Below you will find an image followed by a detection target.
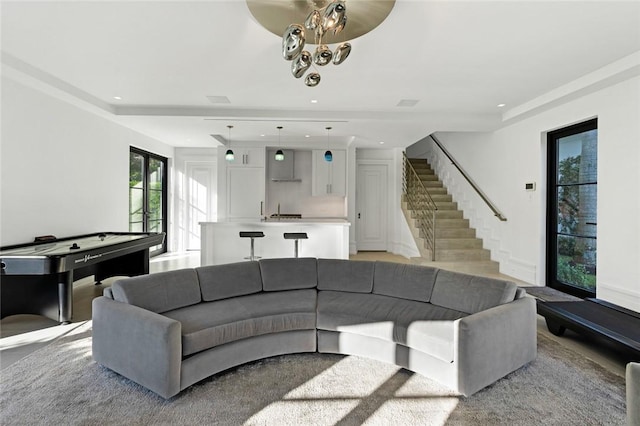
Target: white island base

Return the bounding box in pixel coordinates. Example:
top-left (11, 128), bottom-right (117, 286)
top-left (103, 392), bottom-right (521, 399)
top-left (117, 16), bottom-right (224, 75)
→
top-left (200, 220), bottom-right (350, 266)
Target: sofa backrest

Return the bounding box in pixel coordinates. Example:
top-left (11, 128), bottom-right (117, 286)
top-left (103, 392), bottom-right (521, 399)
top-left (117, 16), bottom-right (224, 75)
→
top-left (111, 269), bottom-right (201, 314)
top-left (430, 270), bottom-right (518, 314)
top-left (372, 261), bottom-right (438, 302)
top-left (317, 259), bottom-right (374, 293)
top-left (259, 258), bottom-right (317, 291)
top-left (196, 261), bottom-right (262, 302)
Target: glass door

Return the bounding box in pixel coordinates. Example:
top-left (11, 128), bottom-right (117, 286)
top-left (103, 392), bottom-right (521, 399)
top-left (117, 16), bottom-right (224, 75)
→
top-left (547, 119), bottom-right (597, 298)
top-left (129, 147), bottom-right (167, 255)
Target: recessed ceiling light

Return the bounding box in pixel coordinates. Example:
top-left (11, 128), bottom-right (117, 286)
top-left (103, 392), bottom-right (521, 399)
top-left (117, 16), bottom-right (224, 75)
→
top-left (379, 141), bottom-right (385, 145)
top-left (497, 103), bottom-right (506, 108)
top-left (311, 100), bottom-right (318, 104)
top-left (113, 96), bottom-right (122, 100)
top-left (305, 135), bottom-right (310, 138)
top-left (260, 134), bottom-right (265, 137)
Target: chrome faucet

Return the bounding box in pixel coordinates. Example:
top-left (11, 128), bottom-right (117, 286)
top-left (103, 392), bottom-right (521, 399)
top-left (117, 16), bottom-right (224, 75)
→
top-left (277, 203), bottom-right (281, 220)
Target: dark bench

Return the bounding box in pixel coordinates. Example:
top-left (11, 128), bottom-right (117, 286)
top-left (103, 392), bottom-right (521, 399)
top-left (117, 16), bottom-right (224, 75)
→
top-left (537, 298), bottom-right (640, 359)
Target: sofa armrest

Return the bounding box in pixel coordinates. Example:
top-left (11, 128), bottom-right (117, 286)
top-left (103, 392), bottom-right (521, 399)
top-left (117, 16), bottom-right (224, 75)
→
top-left (455, 296), bottom-right (537, 396)
top-left (92, 296), bottom-right (182, 399)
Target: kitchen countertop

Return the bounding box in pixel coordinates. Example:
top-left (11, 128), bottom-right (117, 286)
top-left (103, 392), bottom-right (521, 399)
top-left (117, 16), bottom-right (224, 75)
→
top-left (261, 218), bottom-right (349, 224)
top-left (201, 219), bottom-right (349, 225)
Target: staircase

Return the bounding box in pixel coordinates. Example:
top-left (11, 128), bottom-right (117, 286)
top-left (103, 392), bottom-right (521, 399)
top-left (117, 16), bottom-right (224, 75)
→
top-left (402, 158), bottom-right (499, 274)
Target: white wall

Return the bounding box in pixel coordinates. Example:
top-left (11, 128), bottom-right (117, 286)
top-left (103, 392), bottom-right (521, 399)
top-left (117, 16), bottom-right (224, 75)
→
top-left (0, 76), bottom-right (174, 246)
top-left (417, 76), bottom-right (640, 311)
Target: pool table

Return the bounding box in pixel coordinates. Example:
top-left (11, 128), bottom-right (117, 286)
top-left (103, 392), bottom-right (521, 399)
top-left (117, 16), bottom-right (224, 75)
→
top-left (0, 232), bottom-right (165, 324)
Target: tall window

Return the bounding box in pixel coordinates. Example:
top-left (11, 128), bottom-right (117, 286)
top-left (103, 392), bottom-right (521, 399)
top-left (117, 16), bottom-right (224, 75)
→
top-left (129, 147), bottom-right (167, 255)
top-left (547, 119), bottom-right (597, 298)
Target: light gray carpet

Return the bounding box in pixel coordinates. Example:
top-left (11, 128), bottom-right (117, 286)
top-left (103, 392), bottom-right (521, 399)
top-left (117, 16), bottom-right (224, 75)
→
top-left (0, 322), bottom-right (626, 425)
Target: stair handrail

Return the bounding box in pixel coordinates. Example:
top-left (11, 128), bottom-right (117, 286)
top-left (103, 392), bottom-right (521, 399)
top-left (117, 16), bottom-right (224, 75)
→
top-left (402, 152), bottom-right (438, 261)
top-left (429, 134), bottom-right (507, 221)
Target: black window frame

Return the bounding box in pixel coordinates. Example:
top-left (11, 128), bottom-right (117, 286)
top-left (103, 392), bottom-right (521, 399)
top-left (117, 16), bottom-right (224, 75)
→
top-left (546, 118), bottom-right (597, 299)
top-left (129, 146), bottom-right (168, 256)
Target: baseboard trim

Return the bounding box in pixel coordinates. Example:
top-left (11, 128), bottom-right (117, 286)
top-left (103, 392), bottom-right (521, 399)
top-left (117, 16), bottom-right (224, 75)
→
top-left (597, 283), bottom-right (640, 313)
top-left (499, 256), bottom-right (537, 285)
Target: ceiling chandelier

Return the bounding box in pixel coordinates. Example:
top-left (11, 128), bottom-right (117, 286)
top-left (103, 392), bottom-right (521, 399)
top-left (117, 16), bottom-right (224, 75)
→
top-left (283, 1), bottom-right (350, 87)
top-left (246, 0), bottom-right (396, 87)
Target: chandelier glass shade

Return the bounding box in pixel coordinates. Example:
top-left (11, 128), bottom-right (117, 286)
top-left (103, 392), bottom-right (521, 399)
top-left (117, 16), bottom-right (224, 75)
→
top-left (246, 0), bottom-right (395, 87)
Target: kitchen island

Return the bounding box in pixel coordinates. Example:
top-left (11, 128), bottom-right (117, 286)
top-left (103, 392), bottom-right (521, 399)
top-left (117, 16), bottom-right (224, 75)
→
top-left (200, 220), bottom-right (350, 266)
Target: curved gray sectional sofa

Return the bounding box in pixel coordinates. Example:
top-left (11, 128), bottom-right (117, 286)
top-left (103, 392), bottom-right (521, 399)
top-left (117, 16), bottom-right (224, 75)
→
top-left (92, 258), bottom-right (537, 399)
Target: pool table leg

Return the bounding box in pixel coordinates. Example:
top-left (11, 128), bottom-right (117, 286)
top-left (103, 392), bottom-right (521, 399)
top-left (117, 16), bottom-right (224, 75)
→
top-left (58, 272), bottom-right (73, 324)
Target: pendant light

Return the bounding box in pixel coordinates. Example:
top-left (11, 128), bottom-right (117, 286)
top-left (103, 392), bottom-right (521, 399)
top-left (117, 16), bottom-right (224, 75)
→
top-left (324, 126), bottom-right (333, 162)
top-left (225, 125), bottom-right (235, 161)
top-left (275, 126), bottom-right (285, 161)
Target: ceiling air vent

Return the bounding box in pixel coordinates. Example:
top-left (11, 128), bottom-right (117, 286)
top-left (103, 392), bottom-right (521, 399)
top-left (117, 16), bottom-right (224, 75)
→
top-left (397, 99), bottom-right (419, 107)
top-left (206, 95), bottom-right (231, 104)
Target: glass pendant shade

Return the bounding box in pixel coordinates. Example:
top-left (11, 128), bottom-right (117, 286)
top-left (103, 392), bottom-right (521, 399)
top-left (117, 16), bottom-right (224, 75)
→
top-left (275, 149), bottom-right (285, 161)
top-left (324, 126), bottom-right (333, 162)
top-left (225, 125), bottom-right (235, 162)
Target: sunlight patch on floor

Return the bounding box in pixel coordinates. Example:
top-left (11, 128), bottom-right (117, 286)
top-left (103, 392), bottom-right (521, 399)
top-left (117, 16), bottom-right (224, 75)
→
top-left (246, 355), bottom-right (460, 425)
top-left (246, 399), bottom-right (361, 425)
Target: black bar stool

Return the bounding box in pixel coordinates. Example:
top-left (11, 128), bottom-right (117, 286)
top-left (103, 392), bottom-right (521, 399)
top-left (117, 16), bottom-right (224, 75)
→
top-left (283, 233), bottom-right (308, 258)
top-left (239, 231), bottom-right (265, 261)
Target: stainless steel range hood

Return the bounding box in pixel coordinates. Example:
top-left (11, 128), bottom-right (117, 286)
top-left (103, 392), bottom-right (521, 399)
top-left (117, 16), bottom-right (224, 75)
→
top-left (268, 149), bottom-right (302, 182)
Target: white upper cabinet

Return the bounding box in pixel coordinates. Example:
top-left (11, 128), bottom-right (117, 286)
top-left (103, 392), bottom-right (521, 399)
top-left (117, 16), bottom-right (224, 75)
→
top-left (227, 147), bottom-right (265, 167)
top-left (312, 149), bottom-right (346, 197)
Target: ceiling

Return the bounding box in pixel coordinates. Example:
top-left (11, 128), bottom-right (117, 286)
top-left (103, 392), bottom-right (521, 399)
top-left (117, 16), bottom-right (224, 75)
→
top-left (2, 1), bottom-right (640, 150)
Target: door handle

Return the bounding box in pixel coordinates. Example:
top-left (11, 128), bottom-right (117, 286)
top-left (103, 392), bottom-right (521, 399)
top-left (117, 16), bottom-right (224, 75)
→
top-left (357, 213), bottom-right (361, 219)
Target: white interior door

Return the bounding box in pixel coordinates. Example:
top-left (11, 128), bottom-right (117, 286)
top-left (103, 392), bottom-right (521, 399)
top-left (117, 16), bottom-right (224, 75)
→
top-left (186, 163), bottom-right (216, 250)
top-left (356, 164), bottom-right (388, 251)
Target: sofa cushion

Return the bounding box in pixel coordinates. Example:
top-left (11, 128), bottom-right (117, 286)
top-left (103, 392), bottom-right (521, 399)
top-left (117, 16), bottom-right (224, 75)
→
top-left (111, 269), bottom-right (201, 314)
top-left (372, 262), bottom-right (438, 302)
top-left (259, 258), bottom-right (317, 291)
top-left (163, 289), bottom-right (317, 357)
top-left (430, 270), bottom-right (518, 314)
top-left (317, 259), bottom-right (374, 293)
top-left (197, 261), bottom-right (262, 302)
top-left (317, 291), bottom-right (466, 362)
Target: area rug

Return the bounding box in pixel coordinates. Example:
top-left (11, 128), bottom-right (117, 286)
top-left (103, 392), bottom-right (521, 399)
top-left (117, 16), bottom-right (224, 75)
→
top-left (0, 322), bottom-right (626, 425)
